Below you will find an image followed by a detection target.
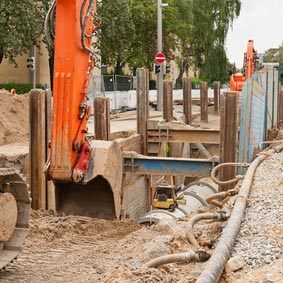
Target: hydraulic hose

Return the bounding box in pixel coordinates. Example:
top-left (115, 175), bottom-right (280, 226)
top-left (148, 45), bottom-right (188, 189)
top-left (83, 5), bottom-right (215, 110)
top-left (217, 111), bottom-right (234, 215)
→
top-left (143, 249), bottom-right (210, 268)
top-left (206, 189), bottom-right (238, 208)
top-left (195, 143), bottom-right (283, 283)
top-left (80, 0), bottom-right (96, 54)
top-left (186, 212), bottom-right (229, 249)
top-left (260, 139), bottom-right (283, 149)
top-left (210, 162), bottom-right (249, 186)
top-left (44, 0), bottom-right (56, 47)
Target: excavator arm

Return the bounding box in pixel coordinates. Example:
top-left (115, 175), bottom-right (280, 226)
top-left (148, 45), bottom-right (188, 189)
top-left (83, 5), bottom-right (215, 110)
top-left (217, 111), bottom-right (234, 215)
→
top-left (230, 40), bottom-right (258, 92)
top-left (48, 0), bottom-right (97, 182)
top-left (45, 0), bottom-right (123, 219)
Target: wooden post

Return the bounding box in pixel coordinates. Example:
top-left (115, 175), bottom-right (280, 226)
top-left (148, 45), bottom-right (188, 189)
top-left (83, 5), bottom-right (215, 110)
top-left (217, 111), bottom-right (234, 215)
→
top-left (183, 77), bottom-right (192, 124)
top-left (94, 97), bottom-right (110, 140)
top-left (45, 90), bottom-right (56, 210)
top-left (278, 80), bottom-right (283, 123)
top-left (137, 68), bottom-right (149, 154)
top-left (219, 92), bottom-right (239, 191)
top-left (214, 81), bottom-right (220, 115)
top-left (200, 81), bottom-right (208, 123)
top-left (30, 89), bottom-right (47, 210)
top-left (163, 80), bottom-right (173, 122)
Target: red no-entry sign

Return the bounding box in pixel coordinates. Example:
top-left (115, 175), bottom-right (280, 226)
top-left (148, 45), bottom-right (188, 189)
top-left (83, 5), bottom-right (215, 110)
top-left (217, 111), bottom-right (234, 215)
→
top-left (155, 52), bottom-right (165, 63)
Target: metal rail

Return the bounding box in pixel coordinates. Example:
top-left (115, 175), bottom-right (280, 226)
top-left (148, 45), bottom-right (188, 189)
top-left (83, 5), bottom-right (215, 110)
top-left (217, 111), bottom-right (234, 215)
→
top-left (123, 153), bottom-right (218, 177)
top-left (147, 127), bottom-right (220, 144)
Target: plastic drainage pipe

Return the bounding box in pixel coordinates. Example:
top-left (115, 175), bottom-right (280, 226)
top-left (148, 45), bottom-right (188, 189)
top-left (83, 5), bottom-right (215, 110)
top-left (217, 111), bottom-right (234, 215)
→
top-left (144, 249), bottom-right (211, 268)
top-left (195, 144), bottom-right (283, 283)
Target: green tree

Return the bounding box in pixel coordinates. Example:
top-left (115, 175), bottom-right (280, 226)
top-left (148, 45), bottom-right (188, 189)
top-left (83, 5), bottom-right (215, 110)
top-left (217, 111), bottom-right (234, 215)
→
top-left (96, 0), bottom-right (135, 74)
top-left (195, 0), bottom-right (241, 83)
top-left (169, 0), bottom-right (241, 85)
top-left (263, 48), bottom-right (279, 63)
top-left (97, 0), bottom-right (241, 82)
top-left (0, 0), bottom-right (46, 65)
top-left (97, 0), bottom-right (179, 72)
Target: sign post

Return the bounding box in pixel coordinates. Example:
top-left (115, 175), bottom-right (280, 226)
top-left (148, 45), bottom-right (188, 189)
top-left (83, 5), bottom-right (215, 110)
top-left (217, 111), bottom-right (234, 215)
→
top-left (157, 0), bottom-right (168, 111)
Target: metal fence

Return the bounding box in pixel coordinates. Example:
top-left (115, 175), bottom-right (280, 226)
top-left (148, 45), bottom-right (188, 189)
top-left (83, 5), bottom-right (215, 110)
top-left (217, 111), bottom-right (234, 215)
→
top-left (238, 66), bottom-right (279, 163)
top-left (88, 74), bottom-right (134, 94)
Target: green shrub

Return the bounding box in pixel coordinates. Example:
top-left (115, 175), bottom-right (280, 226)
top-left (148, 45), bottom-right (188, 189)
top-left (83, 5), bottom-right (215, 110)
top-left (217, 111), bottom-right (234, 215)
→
top-left (191, 77), bottom-right (201, 89)
top-left (0, 83), bottom-right (44, 94)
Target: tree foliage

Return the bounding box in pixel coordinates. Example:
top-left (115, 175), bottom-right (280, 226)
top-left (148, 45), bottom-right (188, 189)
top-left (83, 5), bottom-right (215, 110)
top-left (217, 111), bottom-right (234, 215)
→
top-left (97, 0), bottom-right (135, 74)
top-left (0, 0), bottom-right (47, 65)
top-left (0, 0), bottom-right (242, 84)
top-left (97, 0), bottom-right (241, 82)
top-left (263, 48), bottom-right (279, 63)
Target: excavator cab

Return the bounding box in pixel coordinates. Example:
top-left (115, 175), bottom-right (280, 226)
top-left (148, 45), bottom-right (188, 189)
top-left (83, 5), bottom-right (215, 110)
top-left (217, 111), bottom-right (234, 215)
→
top-left (152, 184), bottom-right (178, 212)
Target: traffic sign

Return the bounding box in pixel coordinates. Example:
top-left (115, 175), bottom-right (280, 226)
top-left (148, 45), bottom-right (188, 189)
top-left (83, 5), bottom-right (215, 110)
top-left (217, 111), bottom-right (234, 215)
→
top-left (155, 52), bottom-right (165, 63)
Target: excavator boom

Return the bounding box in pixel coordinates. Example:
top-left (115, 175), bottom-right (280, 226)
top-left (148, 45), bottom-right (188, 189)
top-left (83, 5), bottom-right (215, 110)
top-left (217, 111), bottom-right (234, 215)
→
top-left (50, 0), bottom-right (96, 182)
top-left (230, 40), bottom-right (258, 92)
top-left (46, 0), bottom-right (123, 219)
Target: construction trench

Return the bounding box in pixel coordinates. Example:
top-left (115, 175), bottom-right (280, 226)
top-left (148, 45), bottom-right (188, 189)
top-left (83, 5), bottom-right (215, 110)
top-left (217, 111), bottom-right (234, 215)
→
top-left (0, 65), bottom-right (283, 282)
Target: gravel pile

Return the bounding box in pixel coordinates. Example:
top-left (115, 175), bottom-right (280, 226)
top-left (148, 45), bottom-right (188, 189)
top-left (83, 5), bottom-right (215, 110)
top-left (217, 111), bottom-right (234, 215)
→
top-left (231, 151), bottom-right (283, 267)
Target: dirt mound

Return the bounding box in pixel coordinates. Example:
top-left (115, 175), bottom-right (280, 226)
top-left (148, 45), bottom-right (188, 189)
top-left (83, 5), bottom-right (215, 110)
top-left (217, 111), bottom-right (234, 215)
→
top-left (29, 209), bottom-right (141, 244)
top-left (0, 89), bottom-right (29, 146)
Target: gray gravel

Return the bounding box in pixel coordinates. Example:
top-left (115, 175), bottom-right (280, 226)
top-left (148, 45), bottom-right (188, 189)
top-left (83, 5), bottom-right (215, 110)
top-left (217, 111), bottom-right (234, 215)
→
top-left (231, 151), bottom-right (283, 267)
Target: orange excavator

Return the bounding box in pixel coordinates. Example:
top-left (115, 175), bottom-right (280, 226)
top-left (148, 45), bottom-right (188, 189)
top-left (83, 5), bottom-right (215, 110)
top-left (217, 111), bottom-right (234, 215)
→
top-left (44, 0), bottom-right (123, 219)
top-left (230, 40), bottom-right (259, 91)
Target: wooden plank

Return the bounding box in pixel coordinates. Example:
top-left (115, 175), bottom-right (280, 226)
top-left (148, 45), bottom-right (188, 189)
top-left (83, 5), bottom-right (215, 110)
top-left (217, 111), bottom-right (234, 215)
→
top-left (213, 81), bottom-right (220, 115)
top-left (183, 77), bottom-right (192, 124)
top-left (200, 81), bottom-right (208, 123)
top-left (278, 90), bottom-right (283, 123)
top-left (136, 68), bottom-right (149, 154)
top-left (163, 80), bottom-right (173, 122)
top-left (94, 97), bottom-right (110, 140)
top-left (45, 90), bottom-right (56, 210)
top-left (29, 89), bottom-right (46, 210)
top-left (219, 92), bottom-right (239, 191)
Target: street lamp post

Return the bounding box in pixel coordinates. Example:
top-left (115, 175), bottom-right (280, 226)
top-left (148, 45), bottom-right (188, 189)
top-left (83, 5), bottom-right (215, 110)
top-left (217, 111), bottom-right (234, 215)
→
top-left (157, 0), bottom-right (168, 111)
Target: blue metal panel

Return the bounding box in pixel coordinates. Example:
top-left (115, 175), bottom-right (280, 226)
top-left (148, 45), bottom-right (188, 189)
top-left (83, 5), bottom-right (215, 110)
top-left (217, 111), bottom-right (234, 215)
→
top-left (250, 82), bottom-right (265, 161)
top-left (123, 156), bottom-right (218, 177)
top-left (254, 68), bottom-right (279, 129)
top-left (238, 78), bottom-right (252, 163)
top-left (273, 68), bottom-right (279, 125)
top-left (238, 77), bottom-right (266, 163)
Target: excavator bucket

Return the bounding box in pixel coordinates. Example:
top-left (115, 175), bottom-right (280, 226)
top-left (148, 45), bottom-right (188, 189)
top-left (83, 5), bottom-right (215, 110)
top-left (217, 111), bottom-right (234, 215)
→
top-left (54, 140), bottom-right (123, 219)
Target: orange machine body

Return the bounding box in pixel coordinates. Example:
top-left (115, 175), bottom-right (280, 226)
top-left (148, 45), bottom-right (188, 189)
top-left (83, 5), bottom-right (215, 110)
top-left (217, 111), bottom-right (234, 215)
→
top-left (230, 40), bottom-right (258, 92)
top-left (50, 0), bottom-right (96, 182)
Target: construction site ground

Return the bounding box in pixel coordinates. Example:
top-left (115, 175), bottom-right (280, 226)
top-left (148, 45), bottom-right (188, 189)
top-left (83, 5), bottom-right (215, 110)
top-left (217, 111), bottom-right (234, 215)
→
top-left (1, 90), bottom-right (283, 282)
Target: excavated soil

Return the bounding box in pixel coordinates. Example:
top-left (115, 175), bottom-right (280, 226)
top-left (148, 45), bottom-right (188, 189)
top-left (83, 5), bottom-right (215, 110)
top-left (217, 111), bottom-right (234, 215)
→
top-left (0, 209), bottom-right (219, 283)
top-left (0, 89), bottom-right (29, 146)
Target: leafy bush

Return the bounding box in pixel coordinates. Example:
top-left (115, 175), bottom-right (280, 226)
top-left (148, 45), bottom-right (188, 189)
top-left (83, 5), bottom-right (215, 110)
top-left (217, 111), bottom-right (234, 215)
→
top-left (191, 77), bottom-right (201, 89)
top-left (0, 83), bottom-right (44, 94)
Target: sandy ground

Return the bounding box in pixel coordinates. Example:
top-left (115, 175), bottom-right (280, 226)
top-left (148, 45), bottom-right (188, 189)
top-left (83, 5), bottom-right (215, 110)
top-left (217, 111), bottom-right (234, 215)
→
top-left (0, 89), bottom-right (29, 146)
